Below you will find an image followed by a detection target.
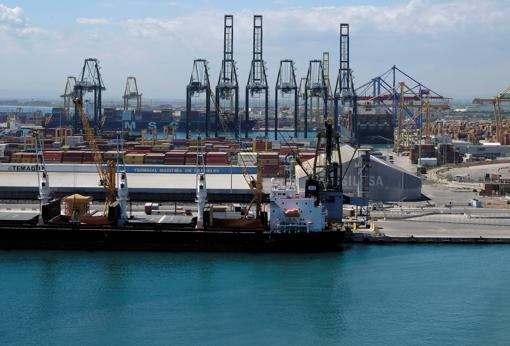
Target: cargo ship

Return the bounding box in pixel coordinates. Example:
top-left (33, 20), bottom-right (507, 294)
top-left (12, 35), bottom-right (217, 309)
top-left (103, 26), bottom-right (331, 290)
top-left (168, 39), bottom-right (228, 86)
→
top-left (339, 102), bottom-right (394, 144)
top-left (0, 151), bottom-right (345, 252)
top-left (0, 114), bottom-right (348, 252)
top-left (46, 107), bottom-right (257, 134)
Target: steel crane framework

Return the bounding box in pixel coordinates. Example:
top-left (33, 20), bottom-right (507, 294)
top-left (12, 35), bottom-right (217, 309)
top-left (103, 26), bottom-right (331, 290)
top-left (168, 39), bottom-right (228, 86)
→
top-left (274, 60), bottom-right (298, 140)
top-left (355, 65), bottom-right (449, 152)
top-left (123, 77), bottom-right (142, 114)
top-left (73, 58), bottom-right (106, 134)
top-left (216, 15), bottom-right (239, 138)
top-left (245, 15), bottom-right (269, 138)
top-left (473, 85), bottom-right (510, 144)
top-left (186, 59), bottom-right (212, 138)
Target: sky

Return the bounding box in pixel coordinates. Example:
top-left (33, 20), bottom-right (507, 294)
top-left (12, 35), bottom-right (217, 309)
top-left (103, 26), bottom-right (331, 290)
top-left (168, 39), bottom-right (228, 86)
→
top-left (0, 0), bottom-right (509, 102)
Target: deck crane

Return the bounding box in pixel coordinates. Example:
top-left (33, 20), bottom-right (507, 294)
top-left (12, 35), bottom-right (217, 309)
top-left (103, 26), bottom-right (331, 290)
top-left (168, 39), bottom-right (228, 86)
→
top-left (278, 132), bottom-right (314, 181)
top-left (195, 136), bottom-right (207, 229)
top-left (73, 97), bottom-right (117, 216)
top-left (33, 130), bottom-right (50, 225)
top-left (207, 84), bottom-right (263, 219)
top-left (115, 132), bottom-right (129, 225)
top-left (473, 85), bottom-right (510, 143)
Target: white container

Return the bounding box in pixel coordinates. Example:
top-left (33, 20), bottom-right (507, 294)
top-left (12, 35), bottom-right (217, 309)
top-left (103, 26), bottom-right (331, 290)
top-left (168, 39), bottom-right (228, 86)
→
top-left (418, 157), bottom-right (437, 167)
top-left (471, 199), bottom-right (482, 208)
top-left (66, 135), bottom-right (84, 147)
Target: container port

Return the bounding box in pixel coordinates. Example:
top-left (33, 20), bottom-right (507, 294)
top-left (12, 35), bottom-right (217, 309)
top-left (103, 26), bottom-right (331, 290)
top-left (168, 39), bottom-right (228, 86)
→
top-left (0, 13), bottom-right (510, 251)
top-left (5, 3), bottom-right (510, 346)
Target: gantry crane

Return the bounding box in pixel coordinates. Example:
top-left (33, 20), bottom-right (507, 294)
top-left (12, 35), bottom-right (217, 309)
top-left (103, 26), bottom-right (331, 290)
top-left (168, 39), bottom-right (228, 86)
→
top-left (423, 100), bottom-right (450, 139)
top-left (73, 97), bottom-right (117, 215)
top-left (123, 77), bottom-right (142, 114)
top-left (394, 82), bottom-right (449, 152)
top-left (473, 85), bottom-right (510, 143)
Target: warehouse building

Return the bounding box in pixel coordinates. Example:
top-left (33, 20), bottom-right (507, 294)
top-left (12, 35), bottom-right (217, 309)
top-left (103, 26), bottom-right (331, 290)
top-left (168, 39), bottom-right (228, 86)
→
top-left (0, 164), bottom-right (256, 202)
top-left (295, 145), bottom-right (422, 202)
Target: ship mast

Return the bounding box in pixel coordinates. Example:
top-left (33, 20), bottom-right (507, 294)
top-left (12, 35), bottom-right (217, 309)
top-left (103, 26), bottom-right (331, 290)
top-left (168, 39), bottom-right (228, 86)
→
top-left (33, 130), bottom-right (50, 225)
top-left (195, 136), bottom-right (207, 229)
top-left (116, 132), bottom-right (129, 225)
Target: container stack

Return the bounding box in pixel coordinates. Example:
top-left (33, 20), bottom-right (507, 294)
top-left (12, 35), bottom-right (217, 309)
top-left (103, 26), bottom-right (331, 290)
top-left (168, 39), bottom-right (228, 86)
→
top-left (81, 151), bottom-right (97, 164)
top-left (62, 151), bottom-right (84, 164)
top-left (43, 151), bottom-right (63, 163)
top-left (132, 145), bottom-right (152, 154)
top-left (185, 151), bottom-right (198, 165)
top-left (172, 138), bottom-right (187, 148)
top-left (103, 151), bottom-right (125, 161)
top-left (152, 143), bottom-right (172, 153)
top-left (125, 153), bottom-right (146, 165)
top-left (144, 153), bottom-right (165, 165)
top-left (164, 150), bottom-right (186, 165)
top-left (257, 152), bottom-right (280, 177)
top-left (206, 152), bottom-right (229, 165)
top-left (253, 138), bottom-right (272, 152)
top-left (410, 144), bottom-right (436, 164)
top-left (11, 152), bottom-right (36, 163)
top-left (279, 145), bottom-right (299, 156)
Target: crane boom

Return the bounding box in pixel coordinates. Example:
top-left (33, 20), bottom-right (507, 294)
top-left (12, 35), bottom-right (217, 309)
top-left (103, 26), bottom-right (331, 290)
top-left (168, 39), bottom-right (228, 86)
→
top-left (73, 98), bottom-right (116, 214)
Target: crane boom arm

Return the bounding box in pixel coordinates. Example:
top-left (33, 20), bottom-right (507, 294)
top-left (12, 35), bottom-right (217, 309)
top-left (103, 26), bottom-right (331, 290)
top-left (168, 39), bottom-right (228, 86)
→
top-left (73, 98), bottom-right (116, 212)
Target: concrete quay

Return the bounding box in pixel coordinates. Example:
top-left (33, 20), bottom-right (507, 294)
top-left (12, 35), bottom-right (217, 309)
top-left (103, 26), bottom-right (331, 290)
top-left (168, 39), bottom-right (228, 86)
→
top-left (349, 219), bottom-right (510, 244)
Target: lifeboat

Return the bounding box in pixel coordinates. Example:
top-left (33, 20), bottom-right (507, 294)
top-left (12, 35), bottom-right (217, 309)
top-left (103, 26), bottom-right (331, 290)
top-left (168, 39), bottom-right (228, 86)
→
top-left (284, 208), bottom-right (300, 217)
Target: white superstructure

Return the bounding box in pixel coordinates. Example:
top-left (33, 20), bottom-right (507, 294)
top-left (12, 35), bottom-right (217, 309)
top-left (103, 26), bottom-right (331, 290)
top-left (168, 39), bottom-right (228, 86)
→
top-left (269, 183), bottom-right (326, 233)
top-left (117, 171), bottom-right (129, 225)
top-left (34, 130), bottom-right (50, 225)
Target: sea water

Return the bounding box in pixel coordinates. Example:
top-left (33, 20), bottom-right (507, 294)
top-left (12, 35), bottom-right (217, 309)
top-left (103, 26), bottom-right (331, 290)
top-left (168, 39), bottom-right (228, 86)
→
top-left (1, 245), bottom-right (509, 345)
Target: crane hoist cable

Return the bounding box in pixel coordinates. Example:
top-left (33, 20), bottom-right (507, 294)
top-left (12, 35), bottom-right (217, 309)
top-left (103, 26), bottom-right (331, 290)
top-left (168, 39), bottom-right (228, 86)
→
top-left (207, 86), bottom-right (262, 218)
top-left (278, 131), bottom-right (314, 178)
top-left (73, 97), bottom-right (117, 215)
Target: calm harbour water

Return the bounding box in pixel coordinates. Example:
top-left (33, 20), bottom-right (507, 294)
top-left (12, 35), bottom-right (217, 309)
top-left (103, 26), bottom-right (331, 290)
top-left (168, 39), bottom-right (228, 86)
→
top-left (1, 245), bottom-right (510, 345)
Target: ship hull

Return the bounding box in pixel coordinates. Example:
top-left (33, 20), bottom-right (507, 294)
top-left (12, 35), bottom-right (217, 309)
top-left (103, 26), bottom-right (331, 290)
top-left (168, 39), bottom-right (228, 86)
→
top-left (45, 109), bottom-right (257, 134)
top-left (356, 113), bottom-right (394, 144)
top-left (0, 225), bottom-right (345, 252)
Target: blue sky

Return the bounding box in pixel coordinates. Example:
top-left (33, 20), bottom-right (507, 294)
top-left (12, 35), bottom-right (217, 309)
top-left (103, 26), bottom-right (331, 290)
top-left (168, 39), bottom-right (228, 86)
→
top-left (0, 0), bottom-right (509, 101)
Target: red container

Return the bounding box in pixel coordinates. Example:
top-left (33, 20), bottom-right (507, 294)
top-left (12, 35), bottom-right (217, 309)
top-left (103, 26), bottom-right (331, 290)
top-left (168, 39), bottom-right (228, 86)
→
top-left (82, 151), bottom-right (98, 163)
top-left (43, 151), bottom-right (63, 162)
top-left (144, 153), bottom-right (165, 164)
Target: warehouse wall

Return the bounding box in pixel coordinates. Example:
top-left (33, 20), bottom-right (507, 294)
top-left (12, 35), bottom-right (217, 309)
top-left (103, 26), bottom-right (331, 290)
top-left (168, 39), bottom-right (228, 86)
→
top-left (296, 145), bottom-right (422, 202)
top-left (341, 157), bottom-right (422, 202)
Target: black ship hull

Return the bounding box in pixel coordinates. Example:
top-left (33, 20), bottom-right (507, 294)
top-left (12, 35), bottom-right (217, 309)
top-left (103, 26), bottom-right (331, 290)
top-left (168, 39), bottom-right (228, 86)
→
top-left (356, 113), bottom-right (394, 144)
top-left (0, 225), bottom-right (345, 252)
